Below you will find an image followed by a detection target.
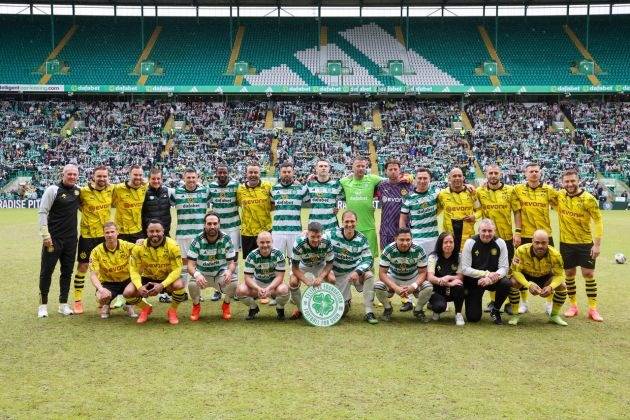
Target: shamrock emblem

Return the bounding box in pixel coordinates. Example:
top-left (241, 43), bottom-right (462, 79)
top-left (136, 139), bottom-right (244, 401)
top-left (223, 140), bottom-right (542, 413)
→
top-left (312, 292), bottom-right (334, 316)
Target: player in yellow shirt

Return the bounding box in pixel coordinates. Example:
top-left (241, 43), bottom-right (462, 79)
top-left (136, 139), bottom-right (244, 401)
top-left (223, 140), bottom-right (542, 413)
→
top-left (73, 165), bottom-right (113, 314)
top-left (88, 221), bottom-right (137, 319)
top-left (507, 230), bottom-right (568, 326)
top-left (437, 167), bottom-right (481, 252)
top-left (557, 170), bottom-right (604, 322)
top-left (112, 165), bottom-right (148, 243)
top-left (123, 219), bottom-right (186, 325)
top-left (477, 164), bottom-right (524, 314)
top-left (510, 163), bottom-right (558, 313)
top-left (236, 163), bottom-right (273, 258)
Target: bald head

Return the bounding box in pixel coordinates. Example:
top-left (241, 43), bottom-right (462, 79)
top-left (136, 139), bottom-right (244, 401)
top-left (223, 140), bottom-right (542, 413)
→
top-left (531, 230), bottom-right (550, 257)
top-left (256, 231), bottom-right (273, 256)
top-left (61, 164), bottom-right (79, 187)
top-left (448, 167), bottom-right (464, 190)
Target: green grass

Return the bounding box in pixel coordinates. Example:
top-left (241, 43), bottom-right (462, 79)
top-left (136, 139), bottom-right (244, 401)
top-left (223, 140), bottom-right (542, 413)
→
top-left (1, 209), bottom-right (629, 418)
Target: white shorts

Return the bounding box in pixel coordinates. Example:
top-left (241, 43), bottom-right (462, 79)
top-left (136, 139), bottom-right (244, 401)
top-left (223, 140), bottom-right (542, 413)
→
top-left (224, 228), bottom-right (241, 252)
top-left (413, 237), bottom-right (438, 257)
top-left (374, 276), bottom-right (432, 297)
top-left (177, 237), bottom-right (194, 258)
top-left (252, 279), bottom-right (285, 297)
top-left (272, 232), bottom-right (301, 259)
top-left (196, 272), bottom-right (237, 293)
top-left (293, 262), bottom-right (325, 278)
top-left (334, 271), bottom-right (373, 301)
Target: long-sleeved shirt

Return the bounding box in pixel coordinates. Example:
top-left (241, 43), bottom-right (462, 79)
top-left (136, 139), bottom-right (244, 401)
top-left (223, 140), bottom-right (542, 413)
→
top-left (461, 236), bottom-right (509, 279)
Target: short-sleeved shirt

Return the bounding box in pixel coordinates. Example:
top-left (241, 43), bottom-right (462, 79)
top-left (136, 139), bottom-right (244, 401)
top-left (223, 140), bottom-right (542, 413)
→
top-left (79, 184), bottom-right (114, 238)
top-left (379, 242), bottom-right (428, 281)
top-left (291, 236), bottom-right (334, 267)
top-left (207, 180), bottom-right (241, 231)
top-left (326, 228), bottom-right (373, 275)
top-left (340, 174), bottom-right (381, 232)
top-left (187, 231), bottom-right (235, 277)
top-left (270, 182), bottom-right (309, 233)
top-left (512, 243), bottom-right (564, 289)
top-left (400, 187), bottom-right (439, 241)
top-left (307, 178), bottom-right (343, 231)
top-left (243, 248), bottom-right (286, 284)
top-left (89, 240), bottom-right (134, 282)
top-left (171, 185), bottom-right (209, 240)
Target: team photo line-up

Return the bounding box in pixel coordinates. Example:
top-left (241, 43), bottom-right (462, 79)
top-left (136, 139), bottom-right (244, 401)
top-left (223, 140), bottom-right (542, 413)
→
top-left (37, 155), bottom-right (603, 326)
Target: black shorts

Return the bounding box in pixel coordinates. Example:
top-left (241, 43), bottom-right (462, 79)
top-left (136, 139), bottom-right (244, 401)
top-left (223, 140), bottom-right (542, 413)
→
top-left (241, 235), bottom-right (258, 259)
top-left (523, 274), bottom-right (551, 288)
top-left (141, 276), bottom-right (165, 286)
top-left (560, 243), bottom-right (595, 270)
top-left (119, 232), bottom-right (143, 244)
top-left (77, 236), bottom-right (105, 263)
top-left (521, 236), bottom-right (555, 247)
top-left (100, 280), bottom-right (130, 298)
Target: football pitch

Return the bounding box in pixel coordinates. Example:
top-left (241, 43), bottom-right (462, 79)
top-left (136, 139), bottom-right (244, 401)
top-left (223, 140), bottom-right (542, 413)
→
top-left (1, 209), bottom-right (628, 418)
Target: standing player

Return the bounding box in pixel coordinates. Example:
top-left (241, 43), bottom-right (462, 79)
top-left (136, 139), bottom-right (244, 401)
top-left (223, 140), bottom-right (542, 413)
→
top-left (73, 165), bottom-right (113, 314)
top-left (270, 162), bottom-right (309, 260)
top-left (112, 165), bottom-right (148, 243)
top-left (235, 232), bottom-right (289, 320)
top-left (376, 159), bottom-right (414, 311)
top-left (306, 159), bottom-right (344, 232)
top-left (170, 168), bottom-right (209, 292)
top-left (124, 219), bottom-right (186, 325)
top-left (328, 210), bottom-right (378, 324)
top-left (187, 212), bottom-right (236, 321)
top-left (375, 228), bottom-right (433, 322)
top-left (556, 170), bottom-right (604, 321)
top-left (340, 157), bottom-right (382, 257)
top-left (400, 168), bottom-right (440, 259)
top-left (236, 163), bottom-right (273, 259)
top-left (37, 164), bottom-right (81, 317)
top-left (88, 221), bottom-right (137, 319)
top-left (508, 230), bottom-right (568, 326)
top-left (476, 164), bottom-right (523, 314)
top-left (288, 222), bottom-right (334, 320)
top-left (141, 167), bottom-right (172, 237)
top-left (437, 167), bottom-right (480, 252)
top-left (511, 163), bottom-right (558, 314)
top-left (207, 164), bottom-right (241, 302)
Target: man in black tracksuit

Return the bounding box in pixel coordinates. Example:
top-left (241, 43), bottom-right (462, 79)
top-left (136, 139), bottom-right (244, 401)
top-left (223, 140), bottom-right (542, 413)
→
top-left (461, 218), bottom-right (511, 324)
top-left (141, 167), bottom-right (172, 237)
top-left (38, 164), bottom-right (81, 317)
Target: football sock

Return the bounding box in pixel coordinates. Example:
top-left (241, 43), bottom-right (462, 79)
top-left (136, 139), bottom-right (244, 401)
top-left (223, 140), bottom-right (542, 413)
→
top-left (290, 287), bottom-right (302, 310)
top-left (363, 276), bottom-right (375, 314)
top-left (375, 289), bottom-right (392, 309)
top-left (415, 285), bottom-right (432, 309)
top-left (170, 289), bottom-right (186, 309)
top-left (520, 287), bottom-right (528, 302)
top-left (275, 292), bottom-right (289, 309)
top-left (73, 271), bottom-right (86, 301)
top-left (584, 276), bottom-right (598, 309)
top-left (188, 281), bottom-right (201, 305)
top-left (565, 275), bottom-right (577, 304)
top-left (550, 289), bottom-right (567, 316)
top-left (508, 287), bottom-right (521, 315)
top-left (223, 281), bottom-right (236, 304)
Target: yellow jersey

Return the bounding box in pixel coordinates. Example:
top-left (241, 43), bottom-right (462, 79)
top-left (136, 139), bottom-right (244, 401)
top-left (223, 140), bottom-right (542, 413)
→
top-left (130, 237), bottom-right (182, 288)
top-left (112, 182), bottom-right (148, 234)
top-left (476, 184), bottom-right (520, 241)
top-left (556, 189), bottom-right (603, 245)
top-left (437, 187), bottom-right (481, 249)
top-left (511, 183), bottom-right (557, 238)
top-left (236, 181), bottom-right (273, 236)
top-left (88, 240), bottom-right (134, 283)
top-left (512, 243), bottom-right (564, 289)
top-left (79, 183), bottom-right (114, 238)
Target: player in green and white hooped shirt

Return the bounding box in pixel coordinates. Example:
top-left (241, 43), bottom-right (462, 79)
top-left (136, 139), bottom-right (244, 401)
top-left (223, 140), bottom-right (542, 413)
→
top-left (170, 168), bottom-right (209, 285)
top-left (187, 212), bottom-right (237, 321)
top-left (207, 165), bottom-right (241, 302)
top-left (327, 210), bottom-right (378, 324)
top-left (399, 168), bottom-right (440, 257)
top-left (288, 222), bottom-right (335, 320)
top-left (271, 162), bottom-right (309, 260)
top-left (307, 159), bottom-right (344, 232)
top-left (375, 227), bottom-right (433, 322)
top-left (235, 232), bottom-right (289, 320)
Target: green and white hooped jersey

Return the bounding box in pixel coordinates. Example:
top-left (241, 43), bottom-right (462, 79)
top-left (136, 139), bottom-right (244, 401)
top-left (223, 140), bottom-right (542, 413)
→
top-left (307, 178), bottom-right (343, 231)
top-left (271, 182), bottom-right (309, 233)
top-left (171, 185), bottom-right (209, 240)
top-left (326, 228), bottom-right (373, 275)
top-left (400, 187), bottom-right (439, 241)
top-left (243, 248), bottom-right (286, 284)
top-left (379, 242), bottom-right (428, 281)
top-left (207, 180), bottom-right (240, 231)
top-left (291, 236), bottom-right (334, 267)
top-left (187, 231), bottom-right (235, 277)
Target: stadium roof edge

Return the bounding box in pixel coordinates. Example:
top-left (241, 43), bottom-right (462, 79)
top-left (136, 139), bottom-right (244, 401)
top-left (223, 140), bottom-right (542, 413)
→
top-left (0, 0), bottom-right (616, 7)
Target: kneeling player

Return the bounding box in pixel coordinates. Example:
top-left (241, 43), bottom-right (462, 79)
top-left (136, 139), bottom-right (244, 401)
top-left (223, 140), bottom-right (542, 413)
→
top-left (235, 231), bottom-right (289, 320)
top-left (508, 230), bottom-right (568, 326)
top-left (187, 212), bottom-right (237, 321)
top-left (328, 210), bottom-right (377, 324)
top-left (88, 221), bottom-right (136, 319)
top-left (375, 228), bottom-right (432, 322)
top-left (123, 219), bottom-right (186, 325)
top-left (288, 222), bottom-right (334, 320)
